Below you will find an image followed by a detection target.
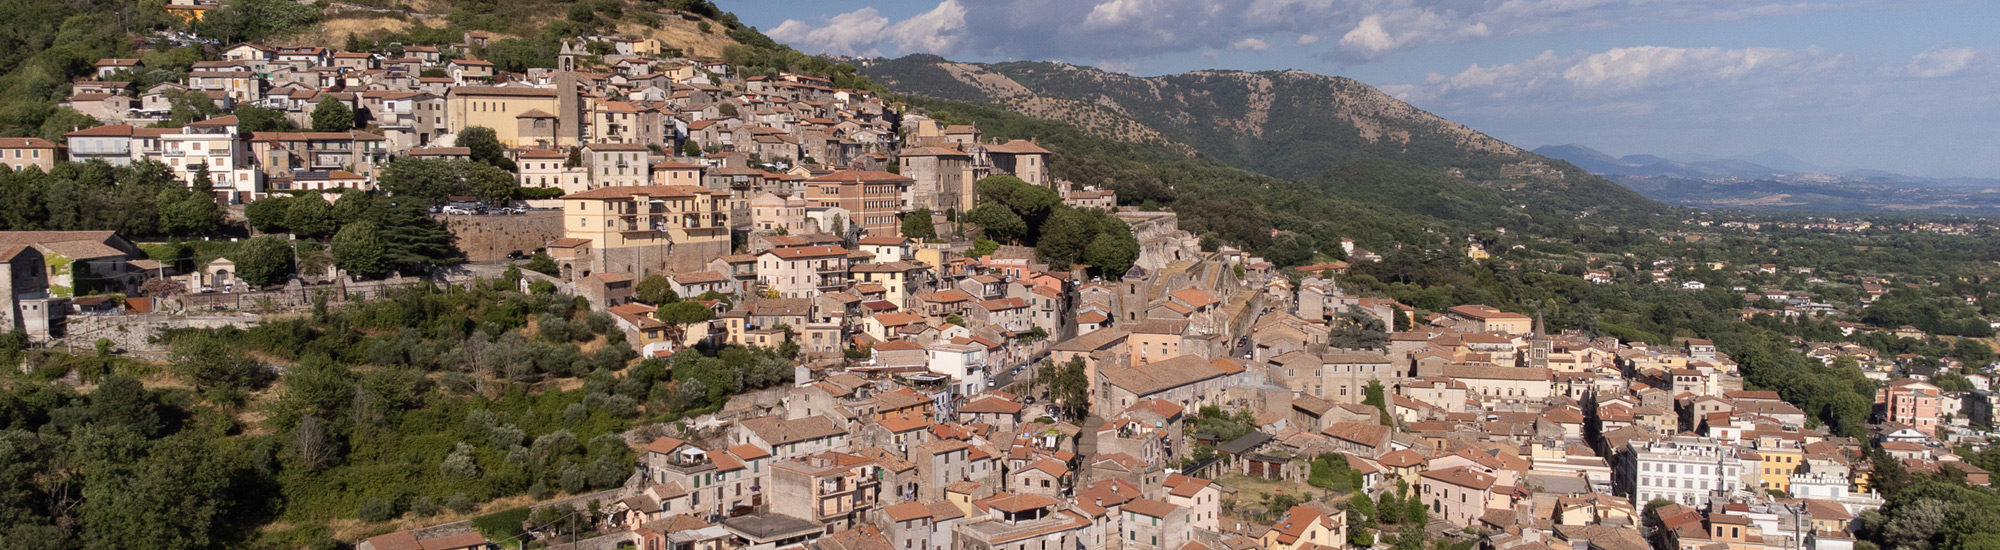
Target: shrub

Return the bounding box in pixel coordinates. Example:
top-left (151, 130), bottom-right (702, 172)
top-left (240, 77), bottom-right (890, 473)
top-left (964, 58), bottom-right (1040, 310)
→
top-left (358, 497), bottom-right (397, 522)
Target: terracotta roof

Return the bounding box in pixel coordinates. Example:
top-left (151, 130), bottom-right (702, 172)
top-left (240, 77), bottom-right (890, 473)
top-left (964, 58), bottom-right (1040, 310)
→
top-left (0, 137), bottom-right (58, 148)
top-left (1124, 498), bottom-right (1180, 518)
top-left (1163, 474), bottom-right (1212, 498)
top-left (984, 139), bottom-right (1053, 155)
top-left (1422, 465), bottom-right (1497, 489)
top-left (979, 492), bottom-right (1059, 513)
top-left (764, 245), bottom-right (849, 260)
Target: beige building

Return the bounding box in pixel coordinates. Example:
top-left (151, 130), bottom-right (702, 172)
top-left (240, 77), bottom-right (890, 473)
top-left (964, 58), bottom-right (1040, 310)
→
top-left (650, 160), bottom-right (704, 186)
top-left (583, 142), bottom-right (651, 188)
top-left (446, 85), bottom-right (569, 147)
top-left (756, 245), bottom-right (849, 299)
top-left (0, 138), bottom-right (58, 172)
top-left (804, 170), bottom-right (914, 237)
top-left (749, 192), bottom-right (807, 234)
top-left (557, 185), bottom-right (729, 279)
top-left (1442, 304), bottom-right (1533, 335)
top-left (515, 149), bottom-right (584, 193)
top-left (1420, 466), bottom-right (1505, 528)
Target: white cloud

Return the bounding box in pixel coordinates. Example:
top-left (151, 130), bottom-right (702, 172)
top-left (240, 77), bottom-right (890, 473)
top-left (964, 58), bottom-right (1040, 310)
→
top-left (1336, 9), bottom-right (1492, 60)
top-left (1232, 38), bottom-right (1271, 51)
top-left (1907, 47), bottom-right (1976, 78)
top-left (766, 1), bottom-right (968, 57)
top-left (889, 0), bottom-right (969, 54)
top-left (1407, 46), bottom-right (1833, 99)
top-left (1096, 60), bottom-right (1141, 74)
top-left (1082, 0), bottom-right (1159, 29)
top-left (1560, 46), bottom-right (1798, 91)
top-left (1297, 34), bottom-right (1320, 45)
top-left (768, 8), bottom-right (892, 56)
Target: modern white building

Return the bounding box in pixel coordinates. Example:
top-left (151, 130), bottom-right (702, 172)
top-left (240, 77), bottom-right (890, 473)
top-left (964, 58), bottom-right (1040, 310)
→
top-left (156, 116), bottom-right (263, 203)
top-left (925, 341), bottom-right (989, 397)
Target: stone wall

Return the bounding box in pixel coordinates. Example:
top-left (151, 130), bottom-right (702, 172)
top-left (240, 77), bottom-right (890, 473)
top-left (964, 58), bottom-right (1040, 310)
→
top-left (1116, 211), bottom-right (1201, 272)
top-left (441, 210), bottom-right (564, 263)
top-left (571, 239), bottom-right (731, 280)
top-left (67, 313), bottom-right (260, 354)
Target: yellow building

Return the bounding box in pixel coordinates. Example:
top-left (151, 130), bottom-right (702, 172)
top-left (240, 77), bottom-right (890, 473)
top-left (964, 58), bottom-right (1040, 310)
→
top-left (445, 86), bottom-right (564, 147)
top-left (1757, 444), bottom-right (1803, 494)
top-left (558, 185), bottom-right (730, 278)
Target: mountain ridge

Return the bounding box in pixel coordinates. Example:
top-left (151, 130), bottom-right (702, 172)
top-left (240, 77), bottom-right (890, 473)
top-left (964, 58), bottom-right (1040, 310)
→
top-left (860, 54), bottom-right (1670, 228)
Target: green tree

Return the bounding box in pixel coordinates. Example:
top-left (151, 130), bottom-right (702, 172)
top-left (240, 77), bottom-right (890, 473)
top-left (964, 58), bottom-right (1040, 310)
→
top-left (1035, 206), bottom-right (1095, 267)
top-left (902, 207), bottom-right (936, 239)
top-left (157, 188), bottom-right (223, 237)
top-left (970, 238), bottom-right (1000, 258)
top-left (285, 197), bottom-right (338, 238)
top-left (681, 140), bottom-right (702, 156)
top-left (168, 332), bottom-right (269, 391)
top-left (967, 203), bottom-right (1027, 243)
top-left (1041, 356), bottom-right (1090, 419)
top-left (1363, 380), bottom-right (1391, 425)
top-left (89, 375), bottom-right (163, 437)
top-left (635, 275), bottom-right (679, 305)
top-left (380, 203), bottom-right (461, 270)
top-left (235, 105), bottom-right (296, 133)
top-left (1083, 231), bottom-right (1140, 278)
top-left (244, 195), bottom-right (292, 233)
top-left (655, 301), bottom-right (715, 344)
top-left (457, 126), bottom-right (517, 171)
top-left (379, 157), bottom-right (518, 205)
top-left (332, 189), bottom-right (371, 224)
top-left (229, 235), bottom-right (295, 287)
top-left (1263, 233), bottom-right (1315, 268)
top-left (310, 97), bottom-right (354, 132)
top-left (716, 102), bottom-right (738, 118)
top-left (331, 221), bottom-right (389, 279)
top-left (79, 434), bottom-right (242, 550)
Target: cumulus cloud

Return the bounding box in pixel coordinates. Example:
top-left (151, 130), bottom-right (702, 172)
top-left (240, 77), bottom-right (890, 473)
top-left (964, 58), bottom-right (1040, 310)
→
top-left (1337, 10), bottom-right (1491, 60)
top-left (763, 0), bottom-right (1861, 64)
top-left (769, 0), bottom-right (967, 57)
top-left (1232, 38), bottom-right (1271, 51)
top-left (1392, 45), bottom-right (1833, 103)
top-left (888, 0), bottom-right (969, 54)
top-left (1907, 47), bottom-right (1977, 78)
top-left (768, 8), bottom-right (892, 57)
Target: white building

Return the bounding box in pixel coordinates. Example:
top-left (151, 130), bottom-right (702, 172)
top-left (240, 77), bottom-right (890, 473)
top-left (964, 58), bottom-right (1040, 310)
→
top-left (1626, 436), bottom-right (1755, 508)
top-left (926, 341), bottom-right (989, 397)
top-left (155, 116), bottom-right (262, 203)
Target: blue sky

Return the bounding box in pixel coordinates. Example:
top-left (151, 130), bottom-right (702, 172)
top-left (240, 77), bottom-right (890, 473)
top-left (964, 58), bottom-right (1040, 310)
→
top-left (719, 0), bottom-right (2000, 178)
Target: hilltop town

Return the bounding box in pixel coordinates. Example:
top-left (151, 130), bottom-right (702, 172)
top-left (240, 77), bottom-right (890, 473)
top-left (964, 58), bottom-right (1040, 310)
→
top-left (0, 12), bottom-right (1991, 550)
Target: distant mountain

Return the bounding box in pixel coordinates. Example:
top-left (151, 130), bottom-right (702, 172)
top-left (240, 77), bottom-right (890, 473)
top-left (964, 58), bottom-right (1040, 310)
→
top-left (1734, 149), bottom-right (1821, 173)
top-left (1532, 144), bottom-right (1792, 180)
top-left (861, 55), bottom-right (1669, 226)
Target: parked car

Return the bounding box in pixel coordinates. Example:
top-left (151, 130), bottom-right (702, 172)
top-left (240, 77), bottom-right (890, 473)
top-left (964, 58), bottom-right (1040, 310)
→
top-left (441, 206), bottom-right (474, 215)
